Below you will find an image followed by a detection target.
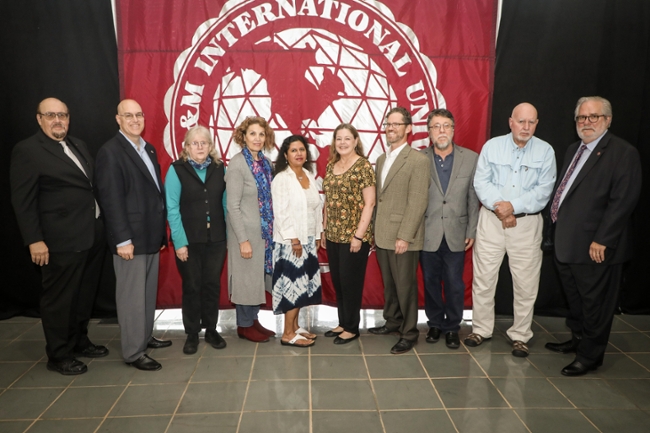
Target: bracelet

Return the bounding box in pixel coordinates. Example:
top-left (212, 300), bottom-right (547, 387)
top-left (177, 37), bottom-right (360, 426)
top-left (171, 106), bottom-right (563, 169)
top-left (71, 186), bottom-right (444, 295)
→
top-left (353, 235), bottom-right (363, 241)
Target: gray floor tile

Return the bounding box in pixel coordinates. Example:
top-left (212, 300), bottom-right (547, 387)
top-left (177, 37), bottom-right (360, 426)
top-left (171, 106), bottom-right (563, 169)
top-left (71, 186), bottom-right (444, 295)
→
top-left (595, 353), bottom-right (650, 378)
top-left (373, 379), bottom-right (443, 409)
top-left (533, 316), bottom-right (570, 333)
top-left (528, 332), bottom-right (564, 354)
top-left (610, 316), bottom-right (638, 332)
top-left (310, 355), bottom-right (368, 379)
top-left (359, 335), bottom-right (402, 355)
top-left (515, 409), bottom-right (598, 433)
top-left (420, 353), bottom-right (486, 378)
top-left (618, 314), bottom-right (650, 331)
top-left (415, 339), bottom-right (469, 354)
top-left (109, 383), bottom-right (186, 416)
top-left (312, 411), bottom-right (383, 433)
top-left (239, 411), bottom-right (310, 433)
top-left (311, 379), bottom-right (376, 410)
top-left (606, 379), bottom-right (650, 409)
top-left (492, 377), bottom-right (573, 408)
top-left (167, 413), bottom-right (239, 433)
top-left (11, 362), bottom-right (77, 388)
top-left (177, 382), bottom-right (247, 413)
top-left (251, 355), bottom-right (309, 380)
top-left (192, 356), bottom-right (253, 382)
top-left (144, 339), bottom-right (188, 359)
top-left (550, 378), bottom-right (637, 409)
top-left (86, 322), bottom-right (121, 340)
top-left (0, 421), bottom-right (33, 433)
top-left (200, 336), bottom-right (256, 356)
top-left (130, 357), bottom-right (200, 384)
top-left (382, 409), bottom-right (456, 433)
top-left (581, 409), bottom-right (650, 433)
top-left (244, 380), bottom-right (309, 410)
top-left (309, 338), bottom-right (362, 355)
top-left (0, 362), bottom-right (34, 387)
top-left (629, 353), bottom-right (650, 369)
top-left (607, 332), bottom-right (650, 352)
top-left (72, 360), bottom-right (136, 386)
top-left (472, 353), bottom-right (544, 377)
top-left (14, 326), bottom-right (44, 341)
top-left (97, 415), bottom-right (171, 433)
top-left (26, 418), bottom-right (103, 433)
top-left (0, 323), bottom-right (41, 340)
top-left (255, 340), bottom-right (309, 356)
top-left (43, 385), bottom-right (125, 418)
top-left (527, 353), bottom-right (576, 377)
top-left (433, 378), bottom-right (508, 408)
top-left (0, 340), bottom-right (46, 361)
top-left (365, 355), bottom-right (426, 379)
top-left (0, 388), bottom-right (64, 419)
top-left (448, 408), bottom-right (528, 433)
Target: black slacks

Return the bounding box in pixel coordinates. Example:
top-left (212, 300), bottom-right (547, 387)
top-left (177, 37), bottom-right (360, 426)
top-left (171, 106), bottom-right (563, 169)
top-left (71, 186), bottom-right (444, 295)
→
top-left (555, 257), bottom-right (622, 366)
top-left (327, 240), bottom-right (370, 335)
top-left (176, 240), bottom-right (227, 334)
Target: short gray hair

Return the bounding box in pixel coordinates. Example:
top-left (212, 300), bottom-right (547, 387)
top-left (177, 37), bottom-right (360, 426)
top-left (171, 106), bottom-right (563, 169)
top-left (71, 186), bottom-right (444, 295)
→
top-left (575, 96), bottom-right (612, 117)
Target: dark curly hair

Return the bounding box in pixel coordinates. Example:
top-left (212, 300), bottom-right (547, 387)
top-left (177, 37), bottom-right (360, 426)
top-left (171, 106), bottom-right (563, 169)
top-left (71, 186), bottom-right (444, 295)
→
top-left (274, 135), bottom-right (313, 176)
top-left (232, 116), bottom-right (275, 151)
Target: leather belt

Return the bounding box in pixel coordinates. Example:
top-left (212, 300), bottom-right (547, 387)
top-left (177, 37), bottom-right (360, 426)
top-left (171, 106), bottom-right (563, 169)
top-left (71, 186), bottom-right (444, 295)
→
top-left (490, 209), bottom-right (541, 219)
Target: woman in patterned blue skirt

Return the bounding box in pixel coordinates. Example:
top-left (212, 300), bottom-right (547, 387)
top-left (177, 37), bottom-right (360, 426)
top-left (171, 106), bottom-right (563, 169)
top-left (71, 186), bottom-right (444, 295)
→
top-left (271, 135), bottom-right (323, 347)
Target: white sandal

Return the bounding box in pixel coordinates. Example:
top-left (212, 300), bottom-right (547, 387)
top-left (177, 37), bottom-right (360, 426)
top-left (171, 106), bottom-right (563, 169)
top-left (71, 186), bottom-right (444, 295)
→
top-left (281, 333), bottom-right (314, 347)
top-left (296, 327), bottom-right (317, 340)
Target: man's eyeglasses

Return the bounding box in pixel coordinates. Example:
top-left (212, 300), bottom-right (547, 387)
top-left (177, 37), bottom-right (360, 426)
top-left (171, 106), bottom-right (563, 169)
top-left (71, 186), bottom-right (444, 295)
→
top-left (118, 112), bottom-right (145, 120)
top-left (575, 114), bottom-right (607, 123)
top-left (429, 123), bottom-right (454, 131)
top-left (383, 122), bottom-right (407, 129)
top-left (38, 112), bottom-right (69, 120)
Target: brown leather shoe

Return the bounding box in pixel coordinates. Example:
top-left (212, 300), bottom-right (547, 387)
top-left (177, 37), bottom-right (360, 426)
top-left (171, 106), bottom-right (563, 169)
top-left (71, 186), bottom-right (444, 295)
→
top-left (238, 326), bottom-right (270, 343)
top-left (253, 319), bottom-right (276, 337)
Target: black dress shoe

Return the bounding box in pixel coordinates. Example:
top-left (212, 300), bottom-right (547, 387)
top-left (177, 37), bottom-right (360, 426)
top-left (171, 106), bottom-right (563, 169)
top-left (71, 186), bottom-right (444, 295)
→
top-left (333, 333), bottom-right (360, 345)
top-left (390, 338), bottom-right (416, 354)
top-left (126, 354), bottom-right (162, 371)
top-left (426, 327), bottom-right (441, 343)
top-left (205, 330), bottom-right (227, 349)
top-left (445, 332), bottom-right (460, 349)
top-left (183, 334), bottom-right (199, 354)
top-left (545, 339), bottom-right (578, 354)
top-left (47, 358), bottom-right (88, 375)
top-left (74, 343), bottom-right (109, 358)
top-left (324, 330), bottom-right (343, 337)
top-left (561, 360), bottom-right (597, 376)
top-left (368, 325), bottom-right (399, 335)
top-left (148, 336), bottom-right (172, 349)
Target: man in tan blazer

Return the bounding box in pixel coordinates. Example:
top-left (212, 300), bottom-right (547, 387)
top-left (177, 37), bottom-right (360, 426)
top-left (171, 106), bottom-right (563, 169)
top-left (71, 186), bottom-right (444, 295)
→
top-left (369, 107), bottom-right (430, 354)
top-left (420, 109), bottom-right (479, 349)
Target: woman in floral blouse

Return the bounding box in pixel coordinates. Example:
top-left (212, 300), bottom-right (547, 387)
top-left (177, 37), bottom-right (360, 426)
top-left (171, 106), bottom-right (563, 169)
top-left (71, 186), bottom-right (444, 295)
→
top-left (321, 123), bottom-right (376, 344)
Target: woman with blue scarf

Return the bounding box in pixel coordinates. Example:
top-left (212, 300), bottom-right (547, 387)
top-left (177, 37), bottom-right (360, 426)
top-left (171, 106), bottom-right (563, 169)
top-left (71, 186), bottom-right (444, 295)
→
top-left (226, 117), bottom-right (276, 342)
top-left (166, 125), bottom-right (227, 354)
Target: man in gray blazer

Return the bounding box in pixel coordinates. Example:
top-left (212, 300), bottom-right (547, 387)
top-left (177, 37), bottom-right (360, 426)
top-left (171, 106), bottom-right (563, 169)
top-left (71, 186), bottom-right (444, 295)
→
top-left (369, 107), bottom-right (430, 354)
top-left (420, 109), bottom-right (479, 349)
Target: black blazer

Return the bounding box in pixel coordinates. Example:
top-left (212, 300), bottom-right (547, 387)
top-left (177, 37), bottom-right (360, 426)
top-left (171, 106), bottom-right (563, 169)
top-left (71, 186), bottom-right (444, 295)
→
top-left (553, 132), bottom-right (642, 264)
top-left (10, 131), bottom-right (98, 252)
top-left (95, 132), bottom-right (167, 255)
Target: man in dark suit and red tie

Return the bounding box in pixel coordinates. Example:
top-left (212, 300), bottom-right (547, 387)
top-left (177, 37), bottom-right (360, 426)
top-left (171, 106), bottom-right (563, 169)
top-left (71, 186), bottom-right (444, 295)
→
top-left (96, 99), bottom-right (170, 371)
top-left (546, 96), bottom-right (642, 376)
top-left (10, 97), bottom-right (109, 375)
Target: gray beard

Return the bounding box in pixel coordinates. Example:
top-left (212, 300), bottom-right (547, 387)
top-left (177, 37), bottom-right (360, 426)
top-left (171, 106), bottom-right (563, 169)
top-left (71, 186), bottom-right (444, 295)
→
top-left (434, 140), bottom-right (450, 150)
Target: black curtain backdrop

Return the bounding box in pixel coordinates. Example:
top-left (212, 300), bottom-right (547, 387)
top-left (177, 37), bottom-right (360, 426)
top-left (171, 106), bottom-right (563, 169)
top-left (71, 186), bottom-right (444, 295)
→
top-left (1, 0), bottom-right (649, 320)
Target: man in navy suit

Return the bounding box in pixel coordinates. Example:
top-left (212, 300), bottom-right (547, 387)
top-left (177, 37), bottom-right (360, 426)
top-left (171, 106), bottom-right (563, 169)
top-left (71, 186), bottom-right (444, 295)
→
top-left (546, 96), bottom-right (642, 376)
top-left (11, 97), bottom-right (108, 375)
top-left (96, 99), bottom-right (170, 371)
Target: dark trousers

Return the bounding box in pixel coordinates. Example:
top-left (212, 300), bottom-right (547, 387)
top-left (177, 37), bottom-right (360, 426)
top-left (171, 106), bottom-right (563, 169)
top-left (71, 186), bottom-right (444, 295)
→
top-left (420, 237), bottom-right (466, 333)
top-left (176, 240), bottom-right (227, 334)
top-left (327, 240), bottom-right (370, 335)
top-left (376, 248), bottom-right (420, 341)
top-left (555, 257), bottom-right (622, 366)
top-left (41, 217), bottom-right (106, 362)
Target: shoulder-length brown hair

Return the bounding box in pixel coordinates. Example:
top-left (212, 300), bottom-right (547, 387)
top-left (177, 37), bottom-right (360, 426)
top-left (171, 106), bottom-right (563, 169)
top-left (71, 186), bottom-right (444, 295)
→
top-left (232, 116), bottom-right (275, 151)
top-left (328, 123), bottom-right (366, 164)
top-left (180, 125), bottom-right (221, 165)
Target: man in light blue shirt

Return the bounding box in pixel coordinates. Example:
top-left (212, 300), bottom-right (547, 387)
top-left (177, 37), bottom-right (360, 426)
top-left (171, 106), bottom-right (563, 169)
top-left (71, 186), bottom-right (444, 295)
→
top-left (465, 103), bottom-right (556, 358)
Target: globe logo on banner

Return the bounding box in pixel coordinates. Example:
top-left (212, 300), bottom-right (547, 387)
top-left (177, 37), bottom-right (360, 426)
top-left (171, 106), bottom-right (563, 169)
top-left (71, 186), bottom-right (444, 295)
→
top-left (164, 0), bottom-right (445, 167)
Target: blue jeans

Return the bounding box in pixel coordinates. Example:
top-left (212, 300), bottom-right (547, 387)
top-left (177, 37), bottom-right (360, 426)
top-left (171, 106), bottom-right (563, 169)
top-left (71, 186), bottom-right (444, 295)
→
top-left (420, 237), bottom-right (466, 333)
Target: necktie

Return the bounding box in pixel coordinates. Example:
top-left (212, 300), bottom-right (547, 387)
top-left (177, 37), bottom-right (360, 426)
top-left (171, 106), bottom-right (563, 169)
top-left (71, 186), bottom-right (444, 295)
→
top-left (550, 144), bottom-right (587, 222)
top-left (60, 141), bottom-right (100, 218)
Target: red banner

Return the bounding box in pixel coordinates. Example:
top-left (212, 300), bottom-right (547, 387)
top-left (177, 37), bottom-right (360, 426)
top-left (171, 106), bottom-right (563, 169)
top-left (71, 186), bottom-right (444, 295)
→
top-left (116, 0), bottom-right (497, 308)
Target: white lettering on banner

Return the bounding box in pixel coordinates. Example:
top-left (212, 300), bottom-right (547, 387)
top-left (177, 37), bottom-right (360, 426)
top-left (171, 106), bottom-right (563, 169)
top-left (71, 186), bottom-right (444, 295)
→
top-left (179, 82), bottom-right (204, 129)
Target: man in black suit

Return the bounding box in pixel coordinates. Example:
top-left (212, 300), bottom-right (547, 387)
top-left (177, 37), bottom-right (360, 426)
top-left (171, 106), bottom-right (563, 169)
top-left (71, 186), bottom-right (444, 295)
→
top-left (96, 99), bottom-right (170, 371)
top-left (546, 96), bottom-right (642, 376)
top-left (10, 97), bottom-right (108, 375)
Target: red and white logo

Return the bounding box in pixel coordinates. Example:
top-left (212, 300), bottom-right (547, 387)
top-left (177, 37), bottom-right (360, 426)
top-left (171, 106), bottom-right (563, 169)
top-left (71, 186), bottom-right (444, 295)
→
top-left (164, 0), bottom-right (445, 167)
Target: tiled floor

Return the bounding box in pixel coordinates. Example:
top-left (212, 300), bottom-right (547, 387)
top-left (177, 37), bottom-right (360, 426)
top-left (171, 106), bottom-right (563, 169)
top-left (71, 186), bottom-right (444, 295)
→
top-left (1, 308), bottom-right (650, 433)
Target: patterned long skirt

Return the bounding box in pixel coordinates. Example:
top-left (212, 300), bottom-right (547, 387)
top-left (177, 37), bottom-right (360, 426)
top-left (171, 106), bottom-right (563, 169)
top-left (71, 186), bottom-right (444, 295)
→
top-left (272, 236), bottom-right (322, 314)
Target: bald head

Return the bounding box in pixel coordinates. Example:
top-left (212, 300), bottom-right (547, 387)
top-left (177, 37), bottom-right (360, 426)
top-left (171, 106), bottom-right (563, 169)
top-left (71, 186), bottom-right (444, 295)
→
top-left (509, 102), bottom-right (538, 147)
top-left (116, 99), bottom-right (145, 142)
top-left (37, 98), bottom-right (70, 140)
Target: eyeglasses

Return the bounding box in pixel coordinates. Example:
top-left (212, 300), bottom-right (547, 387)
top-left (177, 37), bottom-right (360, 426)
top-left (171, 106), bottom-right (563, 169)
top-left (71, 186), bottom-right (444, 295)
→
top-left (575, 114), bottom-right (607, 123)
top-left (429, 123), bottom-right (454, 131)
top-left (118, 112), bottom-right (145, 120)
top-left (383, 122), bottom-right (407, 129)
top-left (190, 141), bottom-right (208, 148)
top-left (38, 112), bottom-right (69, 120)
